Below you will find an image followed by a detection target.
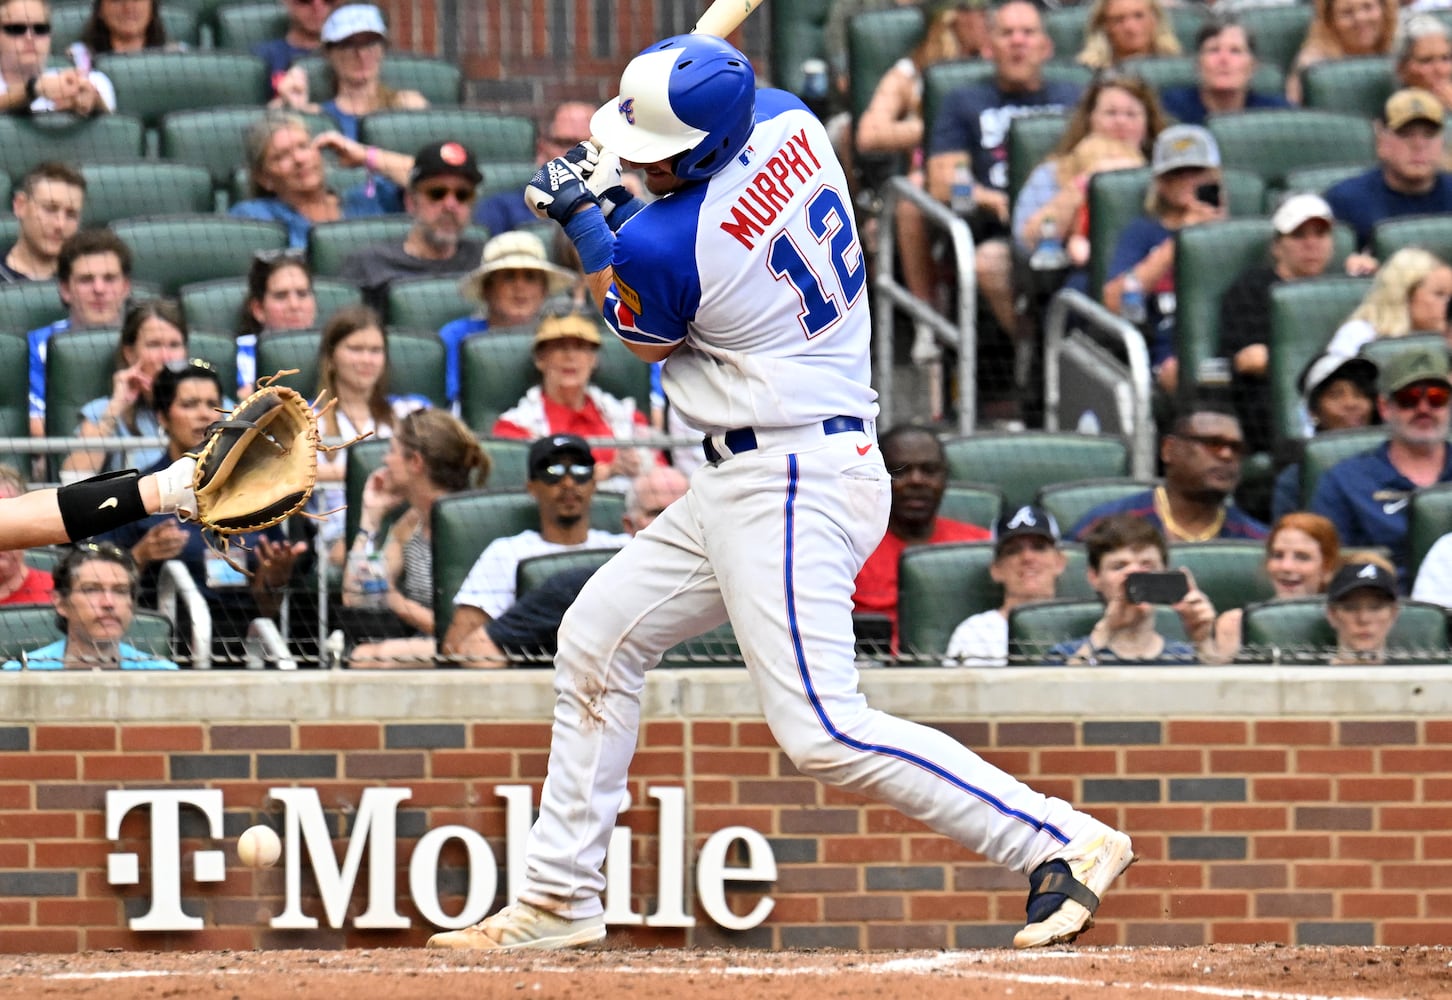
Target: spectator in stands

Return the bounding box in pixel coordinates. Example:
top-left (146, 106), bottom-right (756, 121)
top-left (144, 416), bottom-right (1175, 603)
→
top-left (1395, 15), bottom-right (1452, 169)
top-left (1206, 511), bottom-right (1341, 662)
top-left (1, 542), bottom-right (177, 670)
top-left (1158, 15), bottom-right (1290, 126)
top-left (27, 229), bottom-right (132, 438)
top-left (1012, 72), bottom-right (1165, 267)
top-left (1103, 124), bottom-right (1225, 393)
top-left (229, 111), bottom-right (397, 249)
top-left (340, 407), bottom-right (489, 668)
top-left (491, 308), bottom-right (658, 492)
top-left (0, 466), bottom-right (53, 605)
top-left (474, 101), bottom-right (594, 238)
top-left (339, 140), bottom-right (484, 312)
top-left (1220, 193), bottom-right (1375, 454)
top-left (0, 162), bottom-right (85, 283)
top-left (254, 0), bottom-right (339, 90)
top-left (62, 298), bottom-right (189, 478)
top-left (1319, 247), bottom-right (1452, 360)
top-left (1271, 355), bottom-right (1379, 522)
top-left (1076, 0), bottom-right (1180, 70)
top-left (440, 433), bottom-right (632, 663)
top-left (1325, 557), bottom-right (1401, 665)
top-left (101, 361), bottom-right (304, 651)
top-left (311, 305), bottom-right (428, 565)
top-left (1288, 0), bottom-right (1397, 105)
top-left (1324, 89), bottom-right (1452, 248)
top-left (271, 3), bottom-right (426, 141)
top-left (1050, 515), bottom-right (1216, 664)
top-left (78, 0), bottom-right (175, 55)
top-left (1311, 344), bottom-right (1452, 589)
top-left (442, 465), bottom-right (688, 669)
top-left (236, 247), bottom-right (318, 397)
top-left (924, 0), bottom-right (1082, 411)
top-left (1072, 402), bottom-right (1269, 542)
top-left (853, 425), bottom-right (990, 649)
top-left (943, 503), bottom-right (1068, 665)
top-left (0, 0), bottom-right (113, 114)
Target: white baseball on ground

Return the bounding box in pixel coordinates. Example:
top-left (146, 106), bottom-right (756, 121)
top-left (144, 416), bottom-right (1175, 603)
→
top-left (237, 825), bottom-right (281, 867)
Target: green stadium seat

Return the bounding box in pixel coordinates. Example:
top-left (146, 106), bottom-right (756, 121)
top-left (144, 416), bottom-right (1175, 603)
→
top-left (1300, 426), bottom-right (1388, 507)
top-left (187, 330), bottom-right (239, 397)
top-left (342, 437), bottom-right (390, 550)
top-left (382, 329), bottom-right (447, 408)
top-left (1122, 54), bottom-right (1284, 98)
top-left (294, 53), bottom-right (463, 108)
top-left (769, 0), bottom-right (831, 97)
top-left (1168, 5), bottom-right (1207, 52)
top-left (0, 174), bottom-right (12, 210)
top-left (0, 336), bottom-right (29, 473)
top-left (0, 604), bottom-right (173, 666)
top-left (159, 106), bottom-right (333, 196)
top-left (1207, 110), bottom-right (1376, 189)
top-left (1355, 332), bottom-right (1449, 372)
top-left (1168, 540), bottom-right (1274, 614)
top-left (79, 161), bottom-right (214, 227)
top-left (938, 482), bottom-right (1003, 531)
top-left (1241, 596), bottom-right (1449, 664)
top-left (0, 280), bottom-right (65, 338)
top-left (96, 52), bottom-right (270, 129)
top-left (51, 1), bottom-right (201, 47)
top-left (1035, 477), bottom-right (1155, 534)
top-left (1278, 162), bottom-right (1371, 201)
top-left (1371, 214), bottom-right (1452, 263)
top-left (1300, 56), bottom-right (1396, 120)
top-left (23, 546), bottom-right (64, 573)
top-left (179, 276), bottom-right (362, 334)
top-left (359, 110), bottom-right (534, 164)
top-left (43, 327), bottom-right (121, 446)
top-left (480, 437), bottom-right (529, 491)
top-left (1008, 599), bottom-right (1190, 663)
top-left (111, 215), bottom-right (288, 295)
top-left (477, 159), bottom-right (533, 208)
top-left (1267, 275), bottom-right (1374, 444)
top-left (0, 114), bottom-right (145, 183)
top-left (458, 329), bottom-right (653, 436)
top-left (1408, 482), bottom-right (1452, 585)
top-left (943, 432), bottom-right (1130, 511)
top-left (431, 489), bottom-right (626, 642)
top-left (1239, 4), bottom-right (1314, 74)
top-left (307, 215), bottom-right (413, 277)
top-left (215, 2), bottom-right (288, 52)
top-left (848, 7), bottom-right (926, 121)
top-left (1043, 7), bottom-right (1088, 61)
top-left (515, 548), bottom-right (619, 597)
top-left (1005, 110), bottom-right (1069, 210)
top-left (385, 275), bottom-right (470, 333)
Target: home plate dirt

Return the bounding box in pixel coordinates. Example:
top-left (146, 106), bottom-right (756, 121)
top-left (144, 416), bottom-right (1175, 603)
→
top-left (3, 945), bottom-right (1451, 999)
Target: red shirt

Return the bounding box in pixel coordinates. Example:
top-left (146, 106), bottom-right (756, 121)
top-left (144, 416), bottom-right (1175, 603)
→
top-left (0, 567), bottom-right (53, 605)
top-left (492, 395), bottom-right (651, 468)
top-left (852, 517), bottom-right (990, 638)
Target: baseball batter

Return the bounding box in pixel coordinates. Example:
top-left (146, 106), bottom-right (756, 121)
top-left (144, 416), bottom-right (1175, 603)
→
top-left (0, 459), bottom-right (194, 550)
top-left (428, 34), bottom-right (1132, 952)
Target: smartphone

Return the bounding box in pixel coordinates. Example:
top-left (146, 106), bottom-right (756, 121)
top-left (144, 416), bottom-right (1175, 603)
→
top-left (1124, 570), bottom-right (1189, 605)
top-left (1194, 181), bottom-right (1222, 207)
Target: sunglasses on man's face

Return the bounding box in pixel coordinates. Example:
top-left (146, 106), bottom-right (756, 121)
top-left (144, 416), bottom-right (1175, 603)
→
top-left (417, 184), bottom-right (476, 204)
top-left (1392, 382), bottom-right (1452, 410)
top-left (534, 462), bottom-right (594, 485)
top-left (1, 21), bottom-right (51, 36)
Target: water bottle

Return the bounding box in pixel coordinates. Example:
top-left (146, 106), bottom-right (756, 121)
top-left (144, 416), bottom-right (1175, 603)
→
top-left (1120, 271), bottom-right (1147, 326)
top-left (350, 537), bottom-right (389, 609)
top-left (950, 162), bottom-right (975, 218)
top-left (1029, 217), bottom-right (1071, 273)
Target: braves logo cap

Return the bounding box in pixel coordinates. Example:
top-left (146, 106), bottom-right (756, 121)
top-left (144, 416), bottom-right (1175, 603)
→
top-left (1328, 561), bottom-right (1397, 602)
top-left (992, 504), bottom-right (1061, 553)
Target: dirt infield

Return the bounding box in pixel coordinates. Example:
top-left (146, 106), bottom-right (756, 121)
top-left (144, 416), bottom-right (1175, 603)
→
top-left (4, 944), bottom-right (1451, 999)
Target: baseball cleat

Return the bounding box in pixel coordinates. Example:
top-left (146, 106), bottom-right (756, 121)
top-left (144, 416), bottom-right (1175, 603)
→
top-left (425, 902), bottom-right (606, 951)
top-left (1012, 828), bottom-right (1135, 949)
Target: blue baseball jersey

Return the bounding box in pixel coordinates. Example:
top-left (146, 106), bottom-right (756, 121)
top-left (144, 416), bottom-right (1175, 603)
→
top-left (601, 89), bottom-right (878, 436)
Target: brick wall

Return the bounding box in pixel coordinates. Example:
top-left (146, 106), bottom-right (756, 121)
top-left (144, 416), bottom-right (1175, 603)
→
top-left (2, 669), bottom-right (1451, 951)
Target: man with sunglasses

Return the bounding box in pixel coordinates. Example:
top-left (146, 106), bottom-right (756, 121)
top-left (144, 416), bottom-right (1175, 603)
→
top-left (1070, 402), bottom-right (1269, 542)
top-left (339, 139), bottom-right (485, 312)
top-left (440, 434), bottom-right (630, 663)
top-left (0, 0), bottom-right (112, 115)
top-left (1312, 345), bottom-right (1452, 590)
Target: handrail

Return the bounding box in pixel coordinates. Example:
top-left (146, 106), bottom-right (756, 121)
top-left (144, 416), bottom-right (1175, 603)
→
top-left (1042, 288), bottom-right (1156, 480)
top-left (156, 559), bottom-right (212, 671)
top-left (244, 616), bottom-right (297, 671)
top-left (873, 175), bottom-right (977, 434)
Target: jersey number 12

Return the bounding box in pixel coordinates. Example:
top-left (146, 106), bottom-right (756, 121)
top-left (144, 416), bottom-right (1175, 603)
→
top-left (766, 186), bottom-right (865, 338)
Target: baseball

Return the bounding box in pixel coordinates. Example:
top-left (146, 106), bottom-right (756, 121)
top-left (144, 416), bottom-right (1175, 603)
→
top-left (237, 825), bottom-right (281, 868)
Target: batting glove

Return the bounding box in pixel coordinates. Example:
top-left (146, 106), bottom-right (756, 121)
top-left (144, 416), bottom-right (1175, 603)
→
top-left (525, 156), bottom-right (598, 225)
top-left (563, 140), bottom-right (600, 179)
top-left (581, 147), bottom-right (643, 231)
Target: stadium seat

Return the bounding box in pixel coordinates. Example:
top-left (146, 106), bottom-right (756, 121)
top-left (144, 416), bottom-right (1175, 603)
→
top-left (1238, 4), bottom-right (1314, 74)
top-left (938, 482), bottom-right (1004, 530)
top-left (0, 604), bottom-right (173, 666)
top-left (342, 437), bottom-right (391, 550)
top-left (307, 215), bottom-right (413, 277)
top-left (1267, 275), bottom-right (1374, 444)
top-left (1299, 426), bottom-right (1388, 507)
top-left (179, 276), bottom-right (362, 334)
top-left (0, 114), bottom-right (145, 183)
top-left (385, 275), bottom-right (471, 333)
top-left (187, 330), bottom-right (239, 397)
top-left (43, 327), bottom-right (122, 445)
top-left (1122, 55), bottom-right (1284, 98)
top-left (0, 280), bottom-right (65, 338)
top-left (1301, 56), bottom-right (1396, 120)
top-left (159, 106), bottom-right (333, 197)
top-left (769, 0), bottom-right (831, 97)
top-left (1168, 540), bottom-right (1274, 615)
top-left (295, 53), bottom-right (464, 108)
top-left (515, 548), bottom-right (619, 598)
top-left (1356, 332), bottom-right (1449, 372)
top-left (111, 215), bottom-right (289, 295)
top-left (1408, 482), bottom-right (1452, 586)
top-left (382, 329), bottom-right (448, 408)
top-left (848, 7), bottom-right (926, 121)
top-left (0, 336), bottom-right (29, 473)
top-left (1371, 214), bottom-right (1452, 264)
top-left (942, 431), bottom-right (1130, 511)
top-left (1207, 110), bottom-right (1376, 189)
top-left (51, 1), bottom-right (200, 47)
top-left (1277, 162), bottom-right (1372, 201)
top-left (1167, 5), bottom-right (1207, 52)
top-left (253, 330), bottom-right (319, 396)
top-left (1241, 596), bottom-right (1449, 664)
top-left (215, 2), bottom-right (289, 52)
top-left (1035, 477), bottom-right (1156, 533)
top-left (79, 161), bottom-right (214, 227)
top-left (431, 489), bottom-right (626, 642)
top-left (1042, 7), bottom-right (1088, 60)
top-left (476, 159), bottom-right (533, 209)
top-left (359, 110), bottom-right (534, 165)
top-left (1005, 111), bottom-right (1069, 211)
top-left (1008, 599), bottom-right (1189, 663)
top-left (0, 173), bottom-right (12, 211)
top-left (458, 329), bottom-right (653, 435)
top-left (96, 52), bottom-right (270, 129)
top-left (24, 546), bottom-right (63, 573)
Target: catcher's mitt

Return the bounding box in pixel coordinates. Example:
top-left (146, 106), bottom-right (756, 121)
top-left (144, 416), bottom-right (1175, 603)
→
top-left (185, 370), bottom-right (369, 569)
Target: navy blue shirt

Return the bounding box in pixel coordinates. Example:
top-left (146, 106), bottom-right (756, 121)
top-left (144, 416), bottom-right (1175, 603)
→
top-left (1157, 87), bottom-right (1290, 126)
top-left (1324, 168), bottom-right (1452, 248)
top-left (473, 189), bottom-right (534, 238)
top-left (252, 37), bottom-right (314, 87)
top-left (1108, 216), bottom-right (1177, 368)
top-left (1070, 488), bottom-right (1269, 542)
top-left (926, 79), bottom-right (1082, 191)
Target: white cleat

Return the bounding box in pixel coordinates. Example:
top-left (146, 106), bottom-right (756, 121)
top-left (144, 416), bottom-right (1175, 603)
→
top-left (425, 901), bottom-right (606, 951)
top-left (1012, 828), bottom-right (1135, 950)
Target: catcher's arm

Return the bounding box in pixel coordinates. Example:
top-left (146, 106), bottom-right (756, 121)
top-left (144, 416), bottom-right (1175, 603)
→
top-left (1, 458), bottom-right (195, 550)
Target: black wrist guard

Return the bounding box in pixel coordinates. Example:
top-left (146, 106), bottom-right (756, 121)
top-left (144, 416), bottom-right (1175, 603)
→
top-left (57, 469), bottom-right (147, 541)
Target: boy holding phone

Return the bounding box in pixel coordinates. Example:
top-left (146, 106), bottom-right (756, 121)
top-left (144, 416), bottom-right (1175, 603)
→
top-left (1050, 514), bottom-right (1218, 665)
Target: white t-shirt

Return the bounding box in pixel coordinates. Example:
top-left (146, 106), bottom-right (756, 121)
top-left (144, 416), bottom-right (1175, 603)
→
top-left (1413, 532), bottom-right (1452, 607)
top-left (454, 528), bottom-right (631, 619)
top-left (943, 610), bottom-right (1008, 666)
top-left (0, 67), bottom-right (117, 113)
